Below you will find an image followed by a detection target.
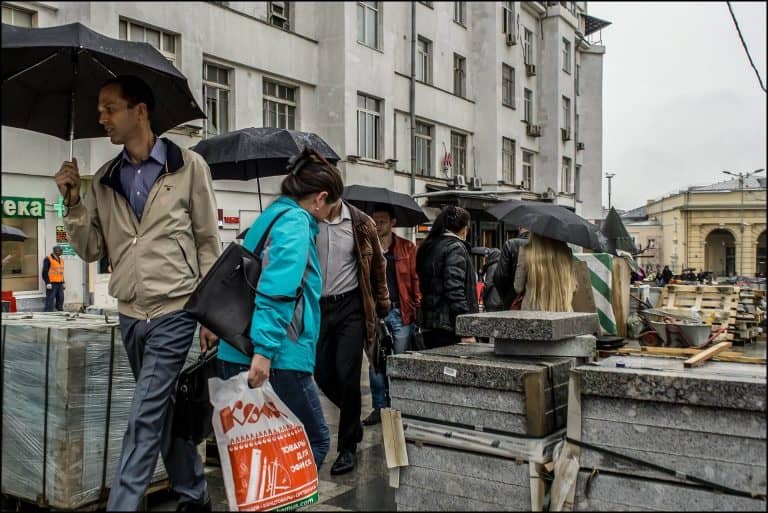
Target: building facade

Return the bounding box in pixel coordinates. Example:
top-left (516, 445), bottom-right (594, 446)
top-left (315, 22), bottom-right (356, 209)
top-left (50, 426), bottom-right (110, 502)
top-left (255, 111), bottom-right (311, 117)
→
top-left (1, 1), bottom-right (608, 309)
top-left (623, 176), bottom-right (767, 278)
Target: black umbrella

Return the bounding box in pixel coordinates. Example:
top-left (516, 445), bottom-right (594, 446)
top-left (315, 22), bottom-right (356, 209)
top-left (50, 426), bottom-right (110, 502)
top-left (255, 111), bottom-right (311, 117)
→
top-left (487, 199), bottom-right (606, 251)
top-left (342, 185), bottom-right (428, 227)
top-left (2, 22), bottom-right (205, 159)
top-left (191, 127), bottom-right (340, 211)
top-left (601, 207), bottom-right (637, 255)
top-left (1, 224), bottom-right (28, 242)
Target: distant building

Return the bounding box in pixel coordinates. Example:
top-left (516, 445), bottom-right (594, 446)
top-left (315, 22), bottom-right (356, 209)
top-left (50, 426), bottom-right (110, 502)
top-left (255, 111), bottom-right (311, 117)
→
top-left (623, 176), bottom-right (767, 276)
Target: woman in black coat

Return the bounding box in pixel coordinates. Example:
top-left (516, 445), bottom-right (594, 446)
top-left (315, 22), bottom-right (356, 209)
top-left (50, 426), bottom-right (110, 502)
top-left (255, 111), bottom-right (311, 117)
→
top-left (415, 205), bottom-right (479, 349)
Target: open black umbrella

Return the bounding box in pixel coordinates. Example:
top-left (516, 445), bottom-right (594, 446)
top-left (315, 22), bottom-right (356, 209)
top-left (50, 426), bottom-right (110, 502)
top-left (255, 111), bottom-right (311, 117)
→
top-left (2, 22), bottom-right (205, 159)
top-left (342, 185), bottom-right (428, 227)
top-left (487, 199), bottom-right (606, 251)
top-left (601, 207), bottom-right (637, 255)
top-left (1, 224), bottom-right (28, 242)
top-left (191, 127), bottom-right (340, 211)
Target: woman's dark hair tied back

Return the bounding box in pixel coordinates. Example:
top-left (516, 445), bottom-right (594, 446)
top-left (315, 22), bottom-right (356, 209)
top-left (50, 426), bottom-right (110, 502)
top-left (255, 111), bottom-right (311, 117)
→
top-left (281, 147), bottom-right (344, 202)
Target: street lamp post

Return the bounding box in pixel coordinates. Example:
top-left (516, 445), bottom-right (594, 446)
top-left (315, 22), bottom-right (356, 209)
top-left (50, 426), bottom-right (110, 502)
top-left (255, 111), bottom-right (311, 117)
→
top-left (605, 172), bottom-right (616, 210)
top-left (722, 168), bottom-right (765, 278)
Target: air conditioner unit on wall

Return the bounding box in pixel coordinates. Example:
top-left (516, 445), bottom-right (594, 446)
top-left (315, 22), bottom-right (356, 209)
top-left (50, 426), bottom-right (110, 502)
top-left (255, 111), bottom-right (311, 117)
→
top-left (453, 175), bottom-right (467, 188)
top-left (526, 64), bottom-right (536, 76)
top-left (506, 32), bottom-right (516, 46)
top-left (469, 177), bottom-right (483, 190)
top-left (577, 142), bottom-right (585, 150)
top-left (527, 124), bottom-right (542, 137)
top-left (561, 128), bottom-right (571, 141)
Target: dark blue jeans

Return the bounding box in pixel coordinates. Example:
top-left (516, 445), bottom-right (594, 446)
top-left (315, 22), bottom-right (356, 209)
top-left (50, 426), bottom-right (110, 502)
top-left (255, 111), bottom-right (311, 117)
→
top-left (44, 283), bottom-right (64, 311)
top-left (369, 308), bottom-right (414, 409)
top-left (216, 360), bottom-right (331, 469)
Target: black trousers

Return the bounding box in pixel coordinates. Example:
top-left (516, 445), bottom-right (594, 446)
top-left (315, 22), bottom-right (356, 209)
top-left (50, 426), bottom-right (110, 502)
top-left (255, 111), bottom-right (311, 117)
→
top-left (314, 289), bottom-right (365, 454)
top-left (422, 328), bottom-right (460, 349)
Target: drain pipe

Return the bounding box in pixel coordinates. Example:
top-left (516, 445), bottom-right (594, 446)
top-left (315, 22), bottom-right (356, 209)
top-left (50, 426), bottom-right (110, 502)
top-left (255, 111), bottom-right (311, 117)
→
top-left (410, 0), bottom-right (416, 196)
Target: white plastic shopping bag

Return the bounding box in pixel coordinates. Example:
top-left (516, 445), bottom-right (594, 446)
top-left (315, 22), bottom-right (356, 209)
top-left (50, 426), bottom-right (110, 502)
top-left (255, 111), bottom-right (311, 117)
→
top-left (209, 372), bottom-right (319, 511)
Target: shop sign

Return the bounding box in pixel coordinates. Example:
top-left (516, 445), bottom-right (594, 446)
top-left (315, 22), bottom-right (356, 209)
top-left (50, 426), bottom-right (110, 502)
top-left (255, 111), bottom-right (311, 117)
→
top-left (56, 225), bottom-right (69, 244)
top-left (223, 216), bottom-right (240, 225)
top-left (58, 243), bottom-right (77, 257)
top-left (2, 196), bottom-right (45, 218)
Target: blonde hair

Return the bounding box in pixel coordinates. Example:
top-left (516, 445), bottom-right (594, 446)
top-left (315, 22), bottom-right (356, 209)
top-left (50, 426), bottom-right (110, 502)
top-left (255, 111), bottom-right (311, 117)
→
top-left (524, 233), bottom-right (576, 312)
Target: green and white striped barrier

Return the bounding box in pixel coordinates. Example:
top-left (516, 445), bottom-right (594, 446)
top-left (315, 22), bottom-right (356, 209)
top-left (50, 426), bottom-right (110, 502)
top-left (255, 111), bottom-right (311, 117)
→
top-left (574, 253), bottom-right (617, 336)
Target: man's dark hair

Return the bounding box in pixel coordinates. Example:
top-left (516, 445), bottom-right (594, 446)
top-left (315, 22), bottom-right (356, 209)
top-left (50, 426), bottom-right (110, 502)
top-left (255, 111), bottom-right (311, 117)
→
top-left (371, 205), bottom-right (396, 219)
top-left (101, 75), bottom-right (156, 115)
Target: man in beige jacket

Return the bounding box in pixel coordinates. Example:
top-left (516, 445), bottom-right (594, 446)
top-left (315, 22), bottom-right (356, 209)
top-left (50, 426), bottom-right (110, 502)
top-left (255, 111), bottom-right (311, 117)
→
top-left (54, 75), bottom-right (219, 512)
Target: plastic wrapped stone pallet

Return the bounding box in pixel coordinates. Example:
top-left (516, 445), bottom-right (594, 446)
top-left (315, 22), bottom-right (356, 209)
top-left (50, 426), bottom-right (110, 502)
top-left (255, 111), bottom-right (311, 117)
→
top-left (0, 312), bottom-right (202, 510)
top-left (553, 355), bottom-right (767, 511)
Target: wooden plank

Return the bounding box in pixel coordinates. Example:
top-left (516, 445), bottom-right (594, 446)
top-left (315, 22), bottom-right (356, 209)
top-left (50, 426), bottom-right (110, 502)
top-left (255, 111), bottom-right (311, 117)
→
top-left (611, 258), bottom-right (630, 337)
top-left (615, 347), bottom-right (765, 364)
top-left (683, 342), bottom-right (733, 368)
top-left (523, 370), bottom-right (548, 437)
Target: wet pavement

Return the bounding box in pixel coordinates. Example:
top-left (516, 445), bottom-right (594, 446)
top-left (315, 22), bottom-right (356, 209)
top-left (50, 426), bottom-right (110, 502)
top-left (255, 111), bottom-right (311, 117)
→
top-left (148, 363), bottom-right (395, 512)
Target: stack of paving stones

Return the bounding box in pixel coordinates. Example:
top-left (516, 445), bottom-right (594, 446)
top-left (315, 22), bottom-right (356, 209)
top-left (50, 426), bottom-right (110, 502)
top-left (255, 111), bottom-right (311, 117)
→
top-left (567, 355), bottom-right (767, 511)
top-left (388, 311), bottom-right (600, 511)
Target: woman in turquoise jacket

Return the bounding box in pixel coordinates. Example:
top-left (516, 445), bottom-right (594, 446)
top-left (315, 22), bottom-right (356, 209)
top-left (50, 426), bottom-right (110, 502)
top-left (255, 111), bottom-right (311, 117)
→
top-left (215, 147), bottom-right (344, 468)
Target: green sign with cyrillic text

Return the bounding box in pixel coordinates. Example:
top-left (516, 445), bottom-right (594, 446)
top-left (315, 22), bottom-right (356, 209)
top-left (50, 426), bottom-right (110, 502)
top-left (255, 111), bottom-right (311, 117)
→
top-left (2, 196), bottom-right (45, 218)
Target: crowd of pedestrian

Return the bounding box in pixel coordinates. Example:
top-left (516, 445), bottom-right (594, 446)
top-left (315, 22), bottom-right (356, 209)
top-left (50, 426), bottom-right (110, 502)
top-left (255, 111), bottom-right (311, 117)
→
top-left (53, 74), bottom-right (595, 512)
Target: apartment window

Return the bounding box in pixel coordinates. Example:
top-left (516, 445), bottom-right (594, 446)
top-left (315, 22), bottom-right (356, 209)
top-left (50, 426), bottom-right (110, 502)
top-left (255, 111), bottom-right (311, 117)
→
top-left (524, 88), bottom-right (533, 123)
top-left (502, 64), bottom-right (515, 108)
top-left (357, 93), bottom-right (381, 159)
top-left (522, 150), bottom-right (534, 190)
top-left (357, 1), bottom-right (379, 48)
top-left (562, 37), bottom-right (571, 73)
top-left (523, 28), bottom-right (534, 65)
top-left (451, 132), bottom-right (467, 177)
top-left (203, 62), bottom-right (230, 138)
top-left (119, 20), bottom-right (177, 63)
top-left (562, 96), bottom-right (571, 131)
top-left (2, 4), bottom-right (34, 26)
top-left (453, 1), bottom-right (466, 26)
top-left (417, 37), bottom-right (432, 84)
top-left (263, 79), bottom-right (297, 130)
top-left (502, 1), bottom-right (514, 36)
top-left (453, 54), bottom-right (466, 97)
top-left (575, 113), bottom-right (580, 143)
top-left (648, 239), bottom-right (656, 249)
top-left (502, 138), bottom-right (515, 183)
top-left (576, 63), bottom-right (581, 96)
top-left (268, 1), bottom-right (290, 30)
top-left (575, 164), bottom-right (582, 200)
top-left (415, 122), bottom-right (433, 177)
top-left (561, 157), bottom-right (572, 193)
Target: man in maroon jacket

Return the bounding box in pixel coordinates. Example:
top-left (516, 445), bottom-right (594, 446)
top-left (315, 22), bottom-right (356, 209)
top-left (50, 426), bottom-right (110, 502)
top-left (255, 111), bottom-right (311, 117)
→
top-left (363, 206), bottom-right (422, 426)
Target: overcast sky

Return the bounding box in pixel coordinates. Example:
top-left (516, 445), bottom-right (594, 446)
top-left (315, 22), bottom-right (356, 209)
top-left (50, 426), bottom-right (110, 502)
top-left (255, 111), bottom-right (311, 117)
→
top-left (587, 1), bottom-right (767, 211)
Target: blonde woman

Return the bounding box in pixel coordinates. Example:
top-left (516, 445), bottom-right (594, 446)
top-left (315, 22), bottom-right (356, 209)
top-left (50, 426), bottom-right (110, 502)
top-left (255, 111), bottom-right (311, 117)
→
top-left (513, 233), bottom-right (577, 312)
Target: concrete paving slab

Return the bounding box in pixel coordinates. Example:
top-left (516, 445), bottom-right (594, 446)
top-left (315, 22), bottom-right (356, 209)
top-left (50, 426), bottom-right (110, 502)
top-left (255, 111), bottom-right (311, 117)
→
top-left (456, 310), bottom-right (599, 340)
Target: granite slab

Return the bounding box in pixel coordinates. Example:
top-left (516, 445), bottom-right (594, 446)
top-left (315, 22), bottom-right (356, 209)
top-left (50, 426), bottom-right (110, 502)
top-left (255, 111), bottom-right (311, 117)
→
top-left (455, 311), bottom-right (599, 340)
top-left (494, 335), bottom-right (596, 358)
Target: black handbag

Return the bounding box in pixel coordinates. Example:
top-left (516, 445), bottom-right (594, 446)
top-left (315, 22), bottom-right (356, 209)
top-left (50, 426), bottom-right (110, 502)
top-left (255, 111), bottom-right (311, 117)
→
top-left (373, 322), bottom-right (393, 374)
top-left (173, 347), bottom-right (218, 444)
top-left (184, 210), bottom-right (296, 357)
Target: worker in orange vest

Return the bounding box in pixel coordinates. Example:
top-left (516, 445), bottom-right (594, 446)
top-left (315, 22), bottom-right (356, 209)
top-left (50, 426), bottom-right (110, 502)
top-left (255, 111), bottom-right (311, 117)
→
top-left (42, 246), bottom-right (65, 311)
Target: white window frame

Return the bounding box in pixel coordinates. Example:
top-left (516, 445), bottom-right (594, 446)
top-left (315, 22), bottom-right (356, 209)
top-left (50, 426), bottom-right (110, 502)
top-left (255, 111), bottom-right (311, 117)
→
top-left (524, 88), bottom-right (533, 123)
top-left (453, 1), bottom-right (466, 26)
top-left (524, 28), bottom-right (534, 65)
top-left (562, 37), bottom-right (571, 73)
top-left (263, 78), bottom-right (297, 130)
top-left (561, 157), bottom-right (572, 193)
top-left (575, 164), bottom-right (582, 200)
top-left (502, 137), bottom-right (515, 183)
top-left (2, 4), bottom-right (35, 27)
top-left (522, 150), bottom-right (534, 190)
top-left (451, 131), bottom-right (467, 177)
top-left (417, 36), bottom-right (432, 84)
top-left (562, 96), bottom-right (571, 131)
top-left (415, 121), bottom-right (433, 177)
top-left (203, 62), bottom-right (231, 138)
top-left (119, 19), bottom-right (177, 64)
top-left (357, 93), bottom-right (381, 160)
top-left (502, 1), bottom-right (514, 36)
top-left (267, 1), bottom-right (290, 30)
top-left (576, 63), bottom-right (581, 96)
top-left (502, 64), bottom-right (515, 108)
top-left (453, 53), bottom-right (466, 97)
top-left (357, 1), bottom-right (379, 49)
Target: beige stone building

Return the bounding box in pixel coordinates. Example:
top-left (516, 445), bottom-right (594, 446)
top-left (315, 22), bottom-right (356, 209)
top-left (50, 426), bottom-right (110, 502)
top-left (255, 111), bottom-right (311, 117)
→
top-left (623, 175), bottom-right (767, 277)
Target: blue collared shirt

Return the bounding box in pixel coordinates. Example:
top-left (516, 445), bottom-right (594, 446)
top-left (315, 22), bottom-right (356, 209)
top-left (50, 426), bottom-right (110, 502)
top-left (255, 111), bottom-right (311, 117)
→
top-left (119, 138), bottom-right (166, 221)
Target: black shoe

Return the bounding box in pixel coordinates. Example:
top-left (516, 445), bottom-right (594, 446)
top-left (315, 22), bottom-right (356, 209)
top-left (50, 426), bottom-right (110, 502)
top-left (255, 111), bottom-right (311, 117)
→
top-left (176, 498), bottom-right (212, 512)
top-left (330, 450), bottom-right (357, 475)
top-left (362, 408), bottom-right (381, 426)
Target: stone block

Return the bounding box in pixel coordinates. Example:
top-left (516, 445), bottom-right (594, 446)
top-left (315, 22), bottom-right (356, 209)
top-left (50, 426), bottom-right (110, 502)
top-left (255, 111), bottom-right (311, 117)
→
top-left (395, 485), bottom-right (512, 511)
top-left (494, 335), bottom-right (596, 358)
top-left (573, 469), bottom-right (766, 511)
top-left (455, 310), bottom-right (599, 340)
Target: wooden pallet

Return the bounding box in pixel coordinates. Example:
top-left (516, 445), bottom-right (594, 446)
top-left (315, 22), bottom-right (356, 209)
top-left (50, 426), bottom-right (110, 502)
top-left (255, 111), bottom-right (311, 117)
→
top-left (733, 288), bottom-right (766, 344)
top-left (658, 285), bottom-right (738, 342)
top-left (613, 346), bottom-right (766, 365)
